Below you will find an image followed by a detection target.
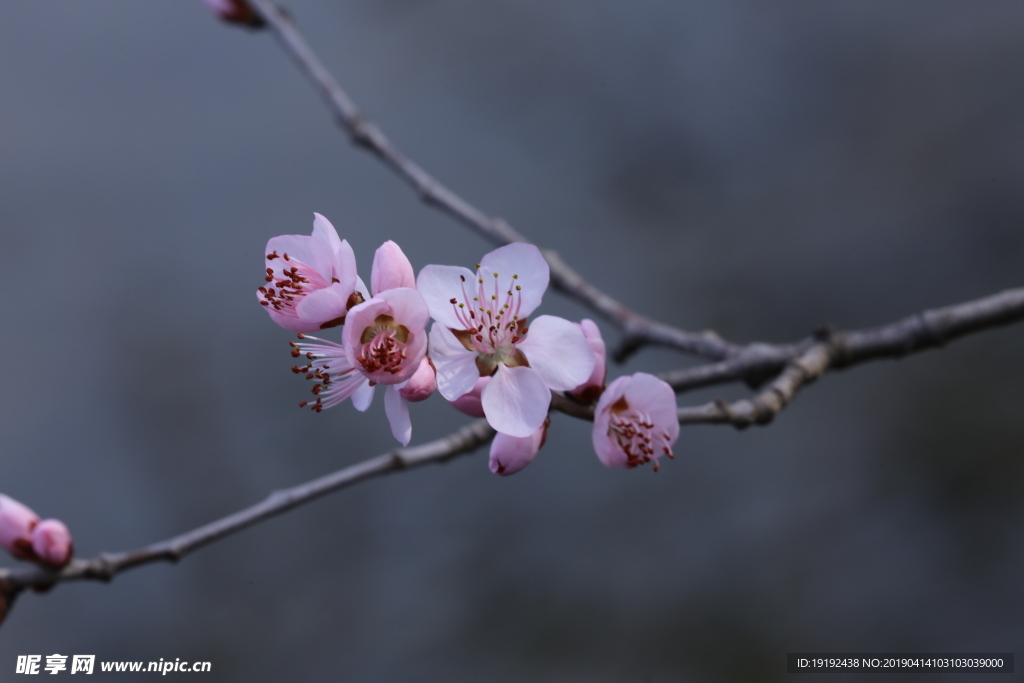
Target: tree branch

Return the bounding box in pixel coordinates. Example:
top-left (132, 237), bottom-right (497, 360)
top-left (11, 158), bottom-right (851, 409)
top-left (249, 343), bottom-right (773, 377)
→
top-left (0, 420), bottom-right (494, 599)
top-left (551, 287), bottom-right (1024, 426)
top-left (247, 0), bottom-right (736, 362)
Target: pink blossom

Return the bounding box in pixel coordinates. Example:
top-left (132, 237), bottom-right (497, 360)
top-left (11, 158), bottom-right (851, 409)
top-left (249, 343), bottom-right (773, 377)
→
top-left (418, 243), bottom-right (595, 437)
top-left (489, 421), bottom-right (548, 476)
top-left (257, 213), bottom-right (360, 333)
top-left (568, 319), bottom-right (607, 403)
top-left (0, 494), bottom-right (39, 561)
top-left (592, 373), bottom-right (679, 471)
top-left (289, 241), bottom-right (430, 446)
top-left (31, 519), bottom-right (73, 568)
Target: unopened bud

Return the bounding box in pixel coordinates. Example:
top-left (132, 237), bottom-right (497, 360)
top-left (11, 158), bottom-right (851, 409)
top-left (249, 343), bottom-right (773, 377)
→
top-left (449, 376), bottom-right (489, 418)
top-left (568, 318), bottom-right (606, 403)
top-left (31, 519), bottom-right (73, 568)
top-left (489, 420), bottom-right (548, 476)
top-left (202, 0), bottom-right (265, 29)
top-left (399, 357), bottom-right (436, 403)
top-left (0, 495), bottom-right (40, 561)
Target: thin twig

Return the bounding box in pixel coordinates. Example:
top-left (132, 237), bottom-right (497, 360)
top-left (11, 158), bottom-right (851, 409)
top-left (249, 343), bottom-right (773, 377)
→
top-left (550, 288), bottom-right (1024, 425)
top-left (659, 287), bottom-right (1024, 394)
top-left (247, 0), bottom-right (737, 362)
top-left (0, 420), bottom-right (494, 597)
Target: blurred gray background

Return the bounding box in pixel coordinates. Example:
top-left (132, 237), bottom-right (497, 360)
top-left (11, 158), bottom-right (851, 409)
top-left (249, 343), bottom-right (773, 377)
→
top-left (2, 1), bottom-right (1023, 681)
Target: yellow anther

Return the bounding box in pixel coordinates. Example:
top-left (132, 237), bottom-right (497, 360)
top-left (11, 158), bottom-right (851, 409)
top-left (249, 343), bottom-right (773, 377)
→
top-left (515, 285), bottom-right (522, 291)
top-left (512, 274), bottom-right (519, 279)
top-left (493, 272), bottom-right (499, 277)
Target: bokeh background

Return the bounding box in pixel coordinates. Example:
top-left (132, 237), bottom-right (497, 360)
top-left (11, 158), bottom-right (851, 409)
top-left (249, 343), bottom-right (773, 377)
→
top-left (2, 2), bottom-right (1023, 681)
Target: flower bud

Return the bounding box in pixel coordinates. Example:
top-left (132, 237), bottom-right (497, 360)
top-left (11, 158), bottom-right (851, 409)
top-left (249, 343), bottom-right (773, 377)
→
top-left (568, 319), bottom-right (606, 403)
top-left (399, 357), bottom-right (437, 403)
top-left (31, 519), bottom-right (73, 568)
top-left (448, 376), bottom-right (489, 418)
top-left (202, 0), bottom-right (265, 28)
top-left (489, 420), bottom-right (548, 476)
top-left (0, 494), bottom-right (40, 561)
top-left (371, 240), bottom-right (416, 296)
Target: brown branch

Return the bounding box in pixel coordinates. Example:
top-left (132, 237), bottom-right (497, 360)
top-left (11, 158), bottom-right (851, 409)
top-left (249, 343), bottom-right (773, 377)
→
top-left (246, 0), bottom-right (736, 362)
top-left (659, 287), bottom-right (1024, 394)
top-left (0, 420), bottom-right (494, 599)
top-left (550, 287), bottom-right (1024, 426)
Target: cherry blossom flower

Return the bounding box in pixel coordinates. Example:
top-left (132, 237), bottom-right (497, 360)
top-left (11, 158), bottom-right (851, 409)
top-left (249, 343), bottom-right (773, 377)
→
top-left (289, 241), bottom-right (430, 446)
top-left (592, 373), bottom-right (679, 471)
top-left (490, 420), bottom-right (548, 477)
top-left (417, 243), bottom-right (595, 437)
top-left (258, 213), bottom-right (360, 333)
top-left (568, 318), bottom-right (607, 403)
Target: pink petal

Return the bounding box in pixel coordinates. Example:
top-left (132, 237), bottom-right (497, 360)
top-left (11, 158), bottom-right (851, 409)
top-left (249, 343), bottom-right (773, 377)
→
top-left (591, 376), bottom-right (631, 469)
top-left (31, 519), bottom-right (73, 568)
top-left (342, 298), bottom-right (390, 369)
top-left (481, 365), bottom-right (551, 437)
top-left (569, 318), bottom-right (607, 401)
top-left (479, 243), bottom-right (549, 319)
top-left (516, 315), bottom-right (596, 391)
top-left (330, 238), bottom-right (358, 293)
top-left (376, 287), bottom-right (431, 332)
top-left (399, 357), bottom-right (436, 403)
top-left (293, 282), bottom-right (354, 330)
top-left (311, 212), bottom-right (343, 256)
top-left (489, 426), bottom-right (545, 476)
top-left (416, 264), bottom-right (478, 329)
top-left (429, 324), bottom-right (483, 401)
top-left (384, 385), bottom-right (413, 446)
top-left (371, 241), bottom-right (416, 296)
top-left (623, 372), bottom-right (680, 444)
top-left (265, 234), bottom-right (333, 282)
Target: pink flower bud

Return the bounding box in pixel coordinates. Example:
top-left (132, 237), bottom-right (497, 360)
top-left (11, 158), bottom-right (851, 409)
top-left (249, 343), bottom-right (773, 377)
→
top-left (568, 319), bottom-right (607, 403)
top-left (399, 357), bottom-right (437, 403)
top-left (0, 494), bottom-right (40, 561)
top-left (489, 421), bottom-right (548, 476)
top-left (448, 376), bottom-right (489, 418)
top-left (202, 0), bottom-right (265, 28)
top-left (31, 519), bottom-right (73, 568)
top-left (370, 240), bottom-right (416, 296)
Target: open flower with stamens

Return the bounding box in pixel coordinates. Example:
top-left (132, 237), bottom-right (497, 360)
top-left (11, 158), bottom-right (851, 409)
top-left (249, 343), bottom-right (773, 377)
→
top-left (287, 240), bottom-right (430, 446)
top-left (257, 213), bottom-right (360, 333)
top-left (592, 373), bottom-right (679, 472)
top-left (418, 243), bottom-right (595, 437)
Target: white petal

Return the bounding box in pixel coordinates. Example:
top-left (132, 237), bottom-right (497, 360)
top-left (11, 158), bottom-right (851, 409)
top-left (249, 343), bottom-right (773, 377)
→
top-left (428, 324), bottom-right (481, 400)
top-left (516, 315), bottom-right (596, 391)
top-left (351, 381), bottom-right (375, 412)
top-left (384, 385), bottom-right (412, 446)
top-left (481, 366), bottom-right (550, 437)
top-left (416, 264), bottom-right (477, 329)
top-left (479, 243), bottom-right (549, 318)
